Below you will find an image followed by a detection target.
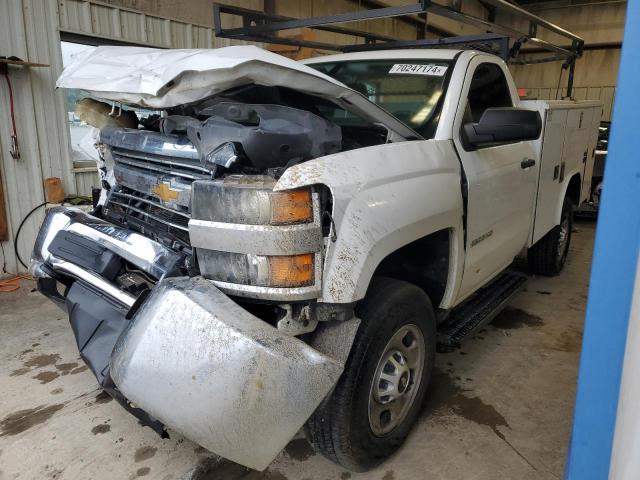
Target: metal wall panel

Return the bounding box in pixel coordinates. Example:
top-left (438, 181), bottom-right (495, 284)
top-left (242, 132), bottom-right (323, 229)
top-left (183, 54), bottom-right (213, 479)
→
top-left (58, 0), bottom-right (254, 48)
top-left (74, 170), bottom-right (100, 197)
top-left (0, 0), bottom-right (70, 276)
top-left (72, 161), bottom-right (99, 197)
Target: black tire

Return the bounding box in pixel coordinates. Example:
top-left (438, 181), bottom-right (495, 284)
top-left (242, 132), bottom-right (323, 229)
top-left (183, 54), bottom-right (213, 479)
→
top-left (305, 277), bottom-right (436, 471)
top-left (528, 197), bottom-right (574, 276)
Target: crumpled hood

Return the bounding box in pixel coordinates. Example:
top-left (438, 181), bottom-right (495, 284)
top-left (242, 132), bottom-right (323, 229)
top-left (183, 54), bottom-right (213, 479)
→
top-left (56, 45), bottom-right (419, 140)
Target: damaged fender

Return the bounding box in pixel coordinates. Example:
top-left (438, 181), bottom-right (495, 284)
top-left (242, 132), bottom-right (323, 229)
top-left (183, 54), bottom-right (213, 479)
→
top-left (275, 140), bottom-right (464, 307)
top-left (110, 276), bottom-right (345, 471)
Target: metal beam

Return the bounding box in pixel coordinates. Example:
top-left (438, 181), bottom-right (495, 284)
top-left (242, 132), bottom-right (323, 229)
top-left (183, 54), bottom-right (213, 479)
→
top-left (521, 41), bottom-right (622, 54)
top-left (478, 0), bottom-right (583, 41)
top-left (509, 53), bottom-right (569, 64)
top-left (345, 0), bottom-right (456, 38)
top-left (213, 4), bottom-right (396, 44)
top-left (426, 2), bottom-right (527, 39)
top-left (525, 36), bottom-right (574, 56)
top-left (218, 3), bottom-right (429, 37)
top-left (342, 33), bottom-right (510, 58)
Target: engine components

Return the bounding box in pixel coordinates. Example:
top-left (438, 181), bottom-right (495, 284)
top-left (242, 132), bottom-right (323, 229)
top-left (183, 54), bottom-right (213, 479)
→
top-left (187, 102), bottom-right (342, 172)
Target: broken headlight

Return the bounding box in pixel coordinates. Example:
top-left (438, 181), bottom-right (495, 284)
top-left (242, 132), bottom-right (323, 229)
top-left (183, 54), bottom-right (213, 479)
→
top-left (190, 176), bottom-right (320, 290)
top-left (197, 250), bottom-right (315, 287)
top-left (191, 175), bottom-right (313, 226)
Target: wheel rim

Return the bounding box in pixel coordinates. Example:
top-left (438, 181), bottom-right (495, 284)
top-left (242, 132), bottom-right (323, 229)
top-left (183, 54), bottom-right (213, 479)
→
top-left (368, 324), bottom-right (425, 436)
top-left (557, 215), bottom-right (570, 261)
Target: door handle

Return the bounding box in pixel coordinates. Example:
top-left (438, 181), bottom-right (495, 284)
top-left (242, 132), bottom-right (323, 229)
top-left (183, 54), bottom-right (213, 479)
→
top-left (521, 158), bottom-right (536, 169)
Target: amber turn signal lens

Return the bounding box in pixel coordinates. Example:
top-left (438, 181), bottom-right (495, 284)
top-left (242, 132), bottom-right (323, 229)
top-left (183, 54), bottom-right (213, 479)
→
top-left (270, 189), bottom-right (313, 225)
top-left (268, 254), bottom-right (314, 287)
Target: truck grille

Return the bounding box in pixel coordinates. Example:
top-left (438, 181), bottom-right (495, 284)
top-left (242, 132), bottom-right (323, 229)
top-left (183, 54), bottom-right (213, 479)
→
top-left (105, 186), bottom-right (192, 250)
top-left (104, 142), bottom-right (209, 251)
top-left (111, 146), bottom-right (210, 182)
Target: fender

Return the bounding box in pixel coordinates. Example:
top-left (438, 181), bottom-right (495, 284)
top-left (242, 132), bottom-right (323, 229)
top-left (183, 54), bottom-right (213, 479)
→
top-left (276, 140), bottom-right (464, 306)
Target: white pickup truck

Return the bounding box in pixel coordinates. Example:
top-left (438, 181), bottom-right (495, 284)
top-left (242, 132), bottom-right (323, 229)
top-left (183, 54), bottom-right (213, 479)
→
top-left (31, 45), bottom-right (600, 471)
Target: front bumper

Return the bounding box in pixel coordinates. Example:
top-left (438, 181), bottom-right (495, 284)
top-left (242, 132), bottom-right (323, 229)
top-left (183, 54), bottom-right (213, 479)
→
top-left (31, 207), bottom-right (346, 471)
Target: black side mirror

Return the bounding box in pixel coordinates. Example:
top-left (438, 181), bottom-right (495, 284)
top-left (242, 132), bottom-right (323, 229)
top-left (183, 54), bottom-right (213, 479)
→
top-left (463, 107), bottom-right (542, 149)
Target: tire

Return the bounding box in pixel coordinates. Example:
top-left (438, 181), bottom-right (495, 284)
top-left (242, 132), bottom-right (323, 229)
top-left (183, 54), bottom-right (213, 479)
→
top-left (528, 197), bottom-right (574, 276)
top-left (305, 277), bottom-right (436, 471)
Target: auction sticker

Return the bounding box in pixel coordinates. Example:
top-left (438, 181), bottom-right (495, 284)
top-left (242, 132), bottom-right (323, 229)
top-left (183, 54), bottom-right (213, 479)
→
top-left (389, 64), bottom-right (448, 76)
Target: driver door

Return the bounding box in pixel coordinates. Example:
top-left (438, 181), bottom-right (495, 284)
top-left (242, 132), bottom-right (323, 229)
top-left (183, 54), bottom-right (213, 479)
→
top-left (454, 58), bottom-right (538, 301)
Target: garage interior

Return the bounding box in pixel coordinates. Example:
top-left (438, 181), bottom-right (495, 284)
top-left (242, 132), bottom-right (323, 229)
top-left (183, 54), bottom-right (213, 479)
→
top-left (0, 1), bottom-right (637, 480)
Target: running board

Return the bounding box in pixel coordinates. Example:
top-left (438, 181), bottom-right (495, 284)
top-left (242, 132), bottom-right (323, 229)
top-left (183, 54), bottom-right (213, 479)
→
top-left (437, 271), bottom-right (529, 350)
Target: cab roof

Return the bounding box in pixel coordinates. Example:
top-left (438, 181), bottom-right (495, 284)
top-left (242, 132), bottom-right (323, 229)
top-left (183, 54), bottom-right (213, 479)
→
top-left (303, 49), bottom-right (465, 65)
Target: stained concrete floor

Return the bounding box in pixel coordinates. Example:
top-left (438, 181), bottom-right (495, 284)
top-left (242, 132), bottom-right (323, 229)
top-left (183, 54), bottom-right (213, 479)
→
top-left (0, 220), bottom-right (595, 480)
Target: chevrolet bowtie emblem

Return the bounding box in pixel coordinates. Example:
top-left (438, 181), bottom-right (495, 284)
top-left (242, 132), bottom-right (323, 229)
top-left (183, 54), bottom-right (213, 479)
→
top-left (151, 182), bottom-right (180, 202)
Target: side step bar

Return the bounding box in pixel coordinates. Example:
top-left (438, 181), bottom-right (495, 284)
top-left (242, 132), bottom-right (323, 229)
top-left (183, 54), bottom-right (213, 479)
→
top-left (437, 270), bottom-right (529, 350)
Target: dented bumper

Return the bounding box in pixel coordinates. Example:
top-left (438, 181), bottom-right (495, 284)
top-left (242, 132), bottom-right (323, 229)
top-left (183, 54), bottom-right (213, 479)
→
top-left (112, 276), bottom-right (343, 470)
top-left (30, 207), bottom-right (346, 470)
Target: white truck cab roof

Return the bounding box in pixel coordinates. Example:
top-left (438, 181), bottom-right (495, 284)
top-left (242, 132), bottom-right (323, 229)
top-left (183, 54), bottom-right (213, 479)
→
top-left (302, 48), bottom-right (464, 64)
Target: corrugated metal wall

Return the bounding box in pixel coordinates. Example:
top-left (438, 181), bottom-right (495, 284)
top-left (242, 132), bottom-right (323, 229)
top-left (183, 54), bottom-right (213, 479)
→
top-left (58, 0), bottom-right (252, 48)
top-left (0, 0), bottom-right (73, 277)
top-left (0, 0), bottom-right (255, 277)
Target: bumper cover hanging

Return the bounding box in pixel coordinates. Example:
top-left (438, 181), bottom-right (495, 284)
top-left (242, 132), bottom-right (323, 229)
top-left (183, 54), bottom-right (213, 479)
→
top-left (111, 276), bottom-right (343, 471)
top-left (30, 207), bottom-right (347, 471)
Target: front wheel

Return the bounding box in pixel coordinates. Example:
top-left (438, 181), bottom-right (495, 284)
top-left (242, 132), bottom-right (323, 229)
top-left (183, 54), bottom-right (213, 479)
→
top-left (528, 197), bottom-right (574, 276)
top-left (305, 277), bottom-right (436, 471)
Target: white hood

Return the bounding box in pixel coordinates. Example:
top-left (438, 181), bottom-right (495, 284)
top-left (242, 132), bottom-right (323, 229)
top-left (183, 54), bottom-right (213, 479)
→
top-left (57, 45), bottom-right (419, 140)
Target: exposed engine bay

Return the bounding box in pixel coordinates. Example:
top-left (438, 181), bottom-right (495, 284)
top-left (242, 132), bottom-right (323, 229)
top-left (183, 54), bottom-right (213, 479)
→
top-left (79, 85), bottom-right (388, 318)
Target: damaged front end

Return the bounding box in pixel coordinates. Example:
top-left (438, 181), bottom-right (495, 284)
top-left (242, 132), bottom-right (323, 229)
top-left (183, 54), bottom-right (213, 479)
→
top-left (30, 207), bottom-right (355, 470)
top-left (30, 44), bottom-right (416, 470)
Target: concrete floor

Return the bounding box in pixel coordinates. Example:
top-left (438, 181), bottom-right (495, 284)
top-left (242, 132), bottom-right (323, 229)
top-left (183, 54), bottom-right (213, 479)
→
top-left (0, 221), bottom-right (595, 480)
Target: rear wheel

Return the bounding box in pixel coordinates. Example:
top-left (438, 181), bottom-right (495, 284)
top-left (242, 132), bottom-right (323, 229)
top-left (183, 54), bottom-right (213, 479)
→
top-left (528, 197), bottom-right (573, 276)
top-left (305, 277), bottom-right (436, 471)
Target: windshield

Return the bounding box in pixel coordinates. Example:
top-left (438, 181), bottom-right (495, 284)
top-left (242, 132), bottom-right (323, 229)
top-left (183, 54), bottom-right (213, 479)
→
top-left (310, 59), bottom-right (452, 138)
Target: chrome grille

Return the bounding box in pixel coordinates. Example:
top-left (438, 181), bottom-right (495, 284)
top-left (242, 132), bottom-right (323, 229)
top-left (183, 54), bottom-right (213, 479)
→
top-left (111, 147), bottom-right (210, 182)
top-left (105, 187), bottom-right (191, 249)
top-left (109, 190), bottom-right (190, 231)
top-left (102, 130), bottom-right (211, 250)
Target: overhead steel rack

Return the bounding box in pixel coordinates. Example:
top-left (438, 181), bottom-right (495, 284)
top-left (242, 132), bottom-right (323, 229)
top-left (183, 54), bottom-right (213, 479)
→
top-left (212, 0), bottom-right (585, 97)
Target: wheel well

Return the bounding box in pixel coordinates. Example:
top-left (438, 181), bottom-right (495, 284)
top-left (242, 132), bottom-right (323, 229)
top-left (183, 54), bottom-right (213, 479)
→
top-left (566, 174), bottom-right (582, 206)
top-left (371, 229), bottom-right (450, 308)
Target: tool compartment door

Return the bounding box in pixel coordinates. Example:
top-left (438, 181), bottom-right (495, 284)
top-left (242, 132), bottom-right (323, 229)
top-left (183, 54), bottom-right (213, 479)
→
top-left (582, 106), bottom-right (603, 201)
top-left (565, 108), bottom-right (594, 194)
top-left (531, 106), bottom-right (569, 245)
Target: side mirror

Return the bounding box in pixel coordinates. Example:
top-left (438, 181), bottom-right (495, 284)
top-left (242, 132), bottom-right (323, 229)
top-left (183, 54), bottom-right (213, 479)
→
top-left (463, 107), bottom-right (542, 149)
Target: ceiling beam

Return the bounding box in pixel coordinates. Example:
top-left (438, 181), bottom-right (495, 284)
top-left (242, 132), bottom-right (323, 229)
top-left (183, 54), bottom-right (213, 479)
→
top-left (345, 0), bottom-right (456, 38)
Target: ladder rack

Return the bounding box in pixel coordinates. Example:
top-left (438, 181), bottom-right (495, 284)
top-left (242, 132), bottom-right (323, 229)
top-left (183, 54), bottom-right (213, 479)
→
top-left (213, 1), bottom-right (585, 97)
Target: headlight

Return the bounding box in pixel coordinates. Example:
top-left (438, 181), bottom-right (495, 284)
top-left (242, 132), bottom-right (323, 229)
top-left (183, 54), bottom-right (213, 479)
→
top-left (190, 176), bottom-right (321, 291)
top-left (197, 250), bottom-right (314, 288)
top-left (191, 175), bottom-right (313, 225)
